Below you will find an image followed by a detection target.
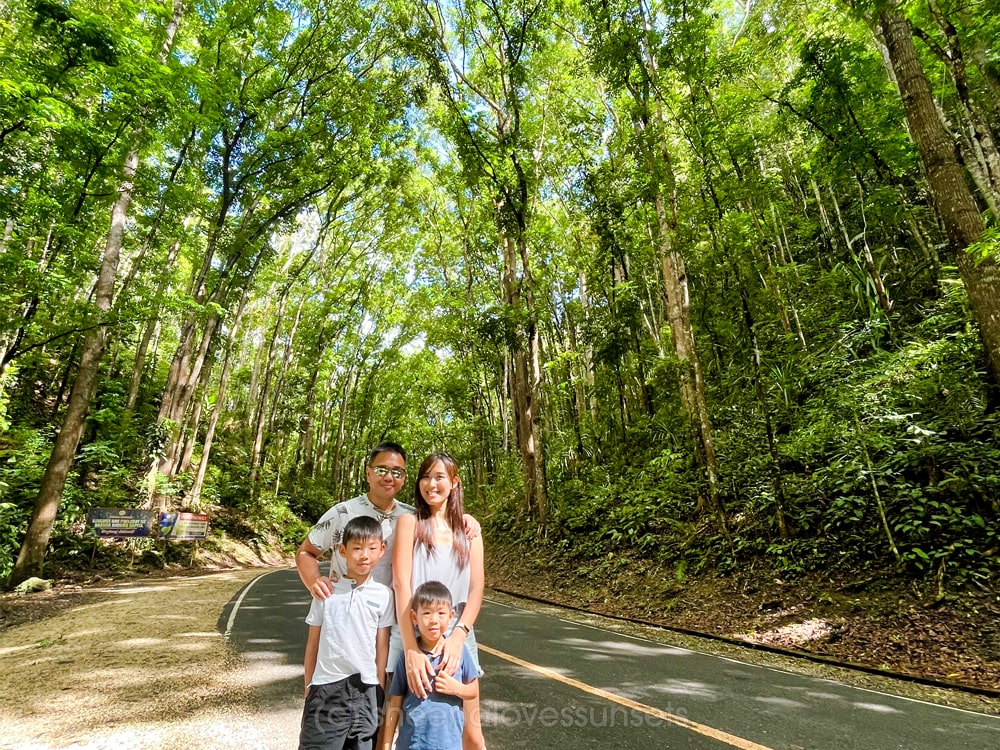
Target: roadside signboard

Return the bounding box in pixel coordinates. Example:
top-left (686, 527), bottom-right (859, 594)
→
top-left (159, 512), bottom-right (210, 541)
top-left (86, 508), bottom-right (156, 538)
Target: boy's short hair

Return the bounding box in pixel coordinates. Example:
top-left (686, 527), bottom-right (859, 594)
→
top-left (341, 515), bottom-right (384, 546)
top-left (411, 580), bottom-right (453, 611)
top-left (367, 441), bottom-right (406, 464)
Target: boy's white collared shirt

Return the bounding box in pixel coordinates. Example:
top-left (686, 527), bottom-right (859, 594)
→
top-left (306, 576), bottom-right (394, 686)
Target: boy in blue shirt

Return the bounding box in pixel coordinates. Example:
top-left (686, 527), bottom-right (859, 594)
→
top-left (379, 581), bottom-right (480, 750)
top-left (300, 515), bottom-right (395, 750)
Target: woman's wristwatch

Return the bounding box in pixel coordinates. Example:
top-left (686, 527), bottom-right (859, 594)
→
top-left (456, 622), bottom-right (471, 635)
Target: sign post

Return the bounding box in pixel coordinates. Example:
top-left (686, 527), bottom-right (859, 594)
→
top-left (159, 512), bottom-right (210, 566)
top-left (84, 509), bottom-right (210, 567)
top-left (86, 509), bottom-right (157, 568)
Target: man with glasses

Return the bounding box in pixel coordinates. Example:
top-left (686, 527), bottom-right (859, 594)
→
top-left (296, 442), bottom-right (413, 600)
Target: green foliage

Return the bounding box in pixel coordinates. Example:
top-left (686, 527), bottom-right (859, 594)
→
top-left (476, 456), bottom-right (529, 538)
top-left (2, 0), bottom-right (999, 599)
top-left (0, 427), bottom-right (52, 580)
top-left (246, 498), bottom-right (310, 551)
top-left (31, 0), bottom-right (121, 67)
top-left (967, 227), bottom-right (1000, 266)
top-left (35, 633), bottom-right (66, 648)
top-left (546, 447), bottom-right (702, 562)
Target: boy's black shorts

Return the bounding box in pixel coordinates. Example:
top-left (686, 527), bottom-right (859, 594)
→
top-left (299, 673), bottom-right (379, 750)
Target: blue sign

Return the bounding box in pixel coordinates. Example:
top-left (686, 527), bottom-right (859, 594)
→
top-left (86, 508), bottom-right (156, 538)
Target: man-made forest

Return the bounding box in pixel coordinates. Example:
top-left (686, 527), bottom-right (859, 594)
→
top-left (1, 0), bottom-right (998, 601)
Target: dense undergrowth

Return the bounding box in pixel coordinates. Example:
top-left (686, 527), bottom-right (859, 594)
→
top-left (2, 274), bottom-right (999, 594)
top-left (475, 299), bottom-right (1000, 596)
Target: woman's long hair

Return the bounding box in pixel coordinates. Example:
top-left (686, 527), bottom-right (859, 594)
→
top-left (413, 452), bottom-right (470, 569)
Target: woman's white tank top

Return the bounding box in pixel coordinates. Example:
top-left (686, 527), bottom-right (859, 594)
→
top-left (410, 538), bottom-right (471, 617)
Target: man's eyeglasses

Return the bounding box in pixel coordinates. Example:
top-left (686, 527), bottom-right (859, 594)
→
top-left (371, 466), bottom-right (406, 479)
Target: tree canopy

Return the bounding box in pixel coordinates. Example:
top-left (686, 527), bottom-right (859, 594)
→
top-left (1, 0), bottom-right (998, 588)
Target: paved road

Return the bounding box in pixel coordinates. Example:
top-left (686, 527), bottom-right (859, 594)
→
top-left (221, 568), bottom-right (1000, 749)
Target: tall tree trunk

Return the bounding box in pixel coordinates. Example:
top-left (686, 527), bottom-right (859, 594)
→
top-left (521, 240), bottom-right (548, 530)
top-left (419, 0), bottom-right (548, 530)
top-left (190, 294), bottom-right (247, 504)
top-left (499, 225), bottom-right (547, 530)
top-left (266, 294), bottom-right (306, 444)
top-left (925, 0), bottom-right (1000, 220)
top-left (249, 289), bottom-right (290, 492)
top-left (11, 149), bottom-right (139, 584)
top-left (125, 318), bottom-right (159, 413)
top-left (299, 356), bottom-right (322, 481)
top-left (154, 214), bottom-right (243, 474)
top-left (157, 313), bottom-right (220, 477)
top-left (176, 388), bottom-right (205, 476)
top-left (11, 0), bottom-right (187, 584)
top-left (877, 8), bottom-right (1000, 384)
top-left (739, 279), bottom-right (789, 540)
top-left (0, 217), bottom-right (12, 251)
top-left (123, 240), bottom-right (180, 415)
top-left (753, 204), bottom-right (806, 346)
top-left (315, 386), bottom-right (332, 479)
top-left (565, 295), bottom-right (586, 475)
top-left (331, 364), bottom-right (355, 493)
top-left (250, 256), bottom-right (311, 493)
top-left (657, 220), bottom-right (723, 526)
top-left (499, 351), bottom-right (511, 454)
top-left (632, 1), bottom-right (728, 536)
top-left (578, 269), bottom-right (597, 419)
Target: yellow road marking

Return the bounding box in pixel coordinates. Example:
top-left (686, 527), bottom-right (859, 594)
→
top-left (478, 643), bottom-right (776, 750)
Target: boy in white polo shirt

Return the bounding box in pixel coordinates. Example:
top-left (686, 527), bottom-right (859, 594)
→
top-left (300, 515), bottom-right (395, 750)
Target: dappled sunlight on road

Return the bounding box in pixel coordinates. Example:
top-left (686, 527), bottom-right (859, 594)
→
top-left (238, 661), bottom-right (304, 687)
top-left (850, 701), bottom-right (905, 714)
top-left (0, 569), bottom-right (270, 749)
top-left (752, 695), bottom-right (807, 708)
top-left (626, 679), bottom-right (719, 700)
top-left (764, 680), bottom-right (908, 715)
top-left (560, 636), bottom-right (691, 659)
top-left (802, 690), bottom-right (842, 700)
top-left (116, 637), bottom-right (170, 647)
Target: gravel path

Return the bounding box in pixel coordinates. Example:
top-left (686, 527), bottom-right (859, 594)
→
top-left (0, 568), bottom-right (299, 750)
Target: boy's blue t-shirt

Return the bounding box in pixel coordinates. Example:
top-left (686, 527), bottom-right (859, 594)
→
top-left (389, 648), bottom-right (477, 750)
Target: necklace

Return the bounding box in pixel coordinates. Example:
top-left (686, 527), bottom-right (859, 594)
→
top-left (366, 495), bottom-right (395, 522)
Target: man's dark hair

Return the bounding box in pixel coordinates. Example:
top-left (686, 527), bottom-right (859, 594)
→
top-left (342, 515), bottom-right (384, 545)
top-left (411, 580), bottom-right (453, 611)
top-left (367, 441), bottom-right (406, 464)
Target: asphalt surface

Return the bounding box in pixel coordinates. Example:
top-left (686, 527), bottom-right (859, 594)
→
top-left (221, 568), bottom-right (1000, 749)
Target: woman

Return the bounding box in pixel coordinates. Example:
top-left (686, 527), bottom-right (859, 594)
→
top-left (392, 452), bottom-right (486, 750)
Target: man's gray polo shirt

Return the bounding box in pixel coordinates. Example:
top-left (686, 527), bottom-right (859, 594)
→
top-left (307, 494), bottom-right (414, 586)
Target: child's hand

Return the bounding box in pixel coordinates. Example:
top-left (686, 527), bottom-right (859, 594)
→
top-left (433, 669), bottom-right (463, 697)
